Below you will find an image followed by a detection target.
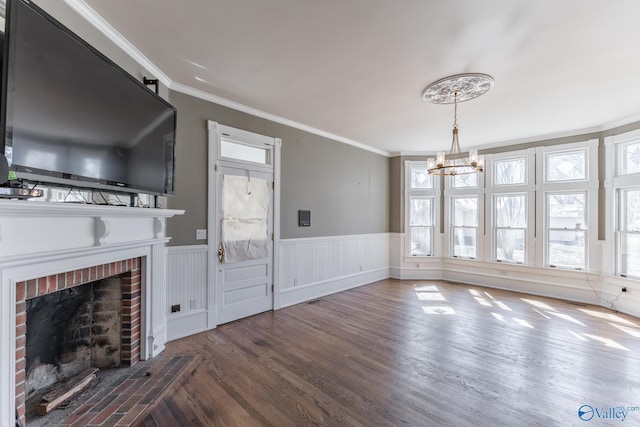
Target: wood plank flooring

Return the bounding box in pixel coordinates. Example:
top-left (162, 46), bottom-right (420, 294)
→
top-left (137, 280), bottom-right (640, 426)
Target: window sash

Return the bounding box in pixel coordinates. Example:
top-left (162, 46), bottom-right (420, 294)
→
top-left (544, 149), bottom-right (587, 182)
top-left (410, 226), bottom-right (433, 256)
top-left (547, 229), bottom-right (586, 269)
top-left (452, 226), bottom-right (477, 258)
top-left (620, 231), bottom-right (640, 278)
top-left (493, 157), bottom-right (527, 186)
top-left (620, 141), bottom-right (640, 176)
top-left (409, 165), bottom-right (434, 189)
top-left (495, 227), bottom-right (526, 263)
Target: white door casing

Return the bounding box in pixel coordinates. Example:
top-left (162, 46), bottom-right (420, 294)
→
top-left (207, 121), bottom-right (281, 327)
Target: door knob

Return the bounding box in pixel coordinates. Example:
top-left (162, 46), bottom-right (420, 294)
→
top-left (218, 243), bottom-right (225, 262)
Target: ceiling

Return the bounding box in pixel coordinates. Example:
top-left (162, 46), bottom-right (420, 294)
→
top-left (78, 0), bottom-right (640, 156)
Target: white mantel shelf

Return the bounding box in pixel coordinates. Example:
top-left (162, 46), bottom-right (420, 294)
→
top-left (0, 200), bottom-right (184, 427)
top-left (0, 199), bottom-right (183, 217)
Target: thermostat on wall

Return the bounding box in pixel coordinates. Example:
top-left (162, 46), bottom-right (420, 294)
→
top-left (298, 210), bottom-right (311, 227)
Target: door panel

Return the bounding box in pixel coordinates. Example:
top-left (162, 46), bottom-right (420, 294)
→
top-left (216, 166), bottom-right (273, 324)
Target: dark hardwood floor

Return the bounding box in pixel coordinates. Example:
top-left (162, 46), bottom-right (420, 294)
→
top-left (137, 280), bottom-right (640, 426)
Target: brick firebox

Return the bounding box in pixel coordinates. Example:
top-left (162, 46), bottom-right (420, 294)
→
top-left (14, 257), bottom-right (142, 425)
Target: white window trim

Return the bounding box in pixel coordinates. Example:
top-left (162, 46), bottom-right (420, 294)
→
top-left (536, 139), bottom-right (598, 271)
top-left (445, 180), bottom-right (485, 260)
top-left (605, 129), bottom-right (640, 277)
top-left (485, 148), bottom-right (536, 265)
top-left (404, 160), bottom-right (441, 260)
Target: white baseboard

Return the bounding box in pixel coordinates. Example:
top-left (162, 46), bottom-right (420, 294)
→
top-left (279, 267), bottom-right (389, 308)
top-left (166, 309), bottom-right (209, 341)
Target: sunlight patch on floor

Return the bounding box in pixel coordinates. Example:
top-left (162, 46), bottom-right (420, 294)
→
top-left (568, 330), bottom-right (589, 341)
top-left (548, 312), bottom-right (587, 327)
top-left (531, 308), bottom-right (552, 319)
top-left (513, 318), bottom-right (534, 329)
top-left (578, 309), bottom-right (638, 327)
top-left (474, 297), bottom-right (493, 307)
top-left (494, 301), bottom-right (512, 311)
top-left (609, 323), bottom-right (640, 338)
top-left (415, 285), bottom-right (440, 292)
top-left (491, 312), bottom-right (505, 321)
top-left (484, 291), bottom-right (496, 300)
top-left (423, 306), bottom-right (456, 315)
top-left (469, 289), bottom-right (481, 297)
top-left (416, 292), bottom-right (446, 301)
top-left (583, 334), bottom-right (629, 351)
top-left (522, 298), bottom-right (557, 311)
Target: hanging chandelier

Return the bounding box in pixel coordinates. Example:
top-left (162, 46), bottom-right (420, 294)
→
top-left (422, 73), bottom-right (494, 176)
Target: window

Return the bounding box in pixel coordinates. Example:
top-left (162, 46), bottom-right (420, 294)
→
top-left (409, 197), bottom-right (433, 256)
top-left (220, 138), bottom-right (271, 165)
top-left (487, 151), bottom-right (534, 265)
top-left (405, 161), bottom-right (438, 257)
top-left (452, 196), bottom-right (478, 258)
top-left (619, 189), bottom-right (640, 278)
top-left (452, 173), bottom-right (477, 188)
top-left (606, 130), bottom-right (640, 278)
top-left (410, 164), bottom-right (433, 189)
top-left (620, 141), bottom-right (640, 175)
top-left (494, 194), bottom-right (526, 263)
top-left (494, 157), bottom-right (526, 186)
top-left (546, 192), bottom-right (586, 269)
top-left (545, 149), bottom-right (586, 182)
top-left (538, 141), bottom-right (597, 271)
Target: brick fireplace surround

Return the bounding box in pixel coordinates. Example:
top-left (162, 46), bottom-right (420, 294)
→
top-left (15, 258), bottom-right (143, 423)
top-left (0, 201), bottom-right (183, 427)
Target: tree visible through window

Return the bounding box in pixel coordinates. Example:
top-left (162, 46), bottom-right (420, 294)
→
top-left (495, 194), bottom-right (526, 263)
top-left (407, 162), bottom-right (435, 256)
top-left (546, 150), bottom-right (586, 181)
top-left (452, 196), bottom-right (478, 258)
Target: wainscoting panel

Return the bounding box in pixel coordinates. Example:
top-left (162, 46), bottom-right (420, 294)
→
top-left (279, 233), bottom-right (390, 307)
top-left (166, 245), bottom-right (209, 340)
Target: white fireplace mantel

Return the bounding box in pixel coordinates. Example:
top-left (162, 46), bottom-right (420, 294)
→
top-left (0, 200), bottom-right (183, 427)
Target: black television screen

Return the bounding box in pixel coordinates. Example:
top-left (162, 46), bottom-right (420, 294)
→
top-left (1, 0), bottom-right (176, 196)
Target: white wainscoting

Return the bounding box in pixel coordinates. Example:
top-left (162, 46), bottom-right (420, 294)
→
top-left (166, 245), bottom-right (209, 341)
top-left (279, 233), bottom-right (390, 308)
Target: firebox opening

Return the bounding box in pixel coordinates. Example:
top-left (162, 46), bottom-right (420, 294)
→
top-left (25, 277), bottom-right (123, 400)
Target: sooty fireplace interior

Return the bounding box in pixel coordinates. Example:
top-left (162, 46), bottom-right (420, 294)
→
top-left (25, 276), bottom-right (123, 399)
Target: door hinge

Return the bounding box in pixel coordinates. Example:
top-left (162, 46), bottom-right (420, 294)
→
top-left (272, 181), bottom-right (274, 189)
top-left (271, 284), bottom-right (274, 292)
top-left (272, 233), bottom-right (274, 241)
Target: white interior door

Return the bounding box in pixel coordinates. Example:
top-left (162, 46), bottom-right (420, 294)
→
top-left (208, 123), bottom-right (277, 325)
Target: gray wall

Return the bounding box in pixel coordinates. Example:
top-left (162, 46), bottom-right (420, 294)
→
top-left (167, 91), bottom-right (390, 245)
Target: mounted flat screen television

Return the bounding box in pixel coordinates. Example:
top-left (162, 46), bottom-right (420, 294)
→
top-left (0, 0), bottom-right (176, 196)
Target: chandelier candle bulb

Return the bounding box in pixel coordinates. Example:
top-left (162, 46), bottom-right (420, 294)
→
top-left (436, 152), bottom-right (445, 167)
top-left (469, 149), bottom-right (479, 166)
